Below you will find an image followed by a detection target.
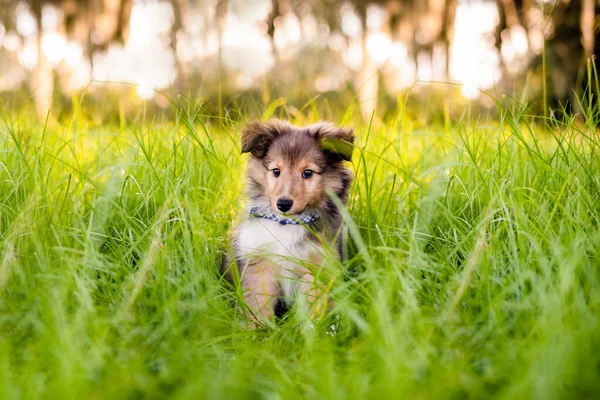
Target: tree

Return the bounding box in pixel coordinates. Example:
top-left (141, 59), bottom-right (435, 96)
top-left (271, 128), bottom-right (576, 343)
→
top-left (0, 0), bottom-right (134, 117)
top-left (494, 0), bottom-right (600, 113)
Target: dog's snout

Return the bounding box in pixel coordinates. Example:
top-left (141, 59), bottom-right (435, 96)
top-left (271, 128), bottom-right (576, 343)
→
top-left (277, 198), bottom-right (294, 212)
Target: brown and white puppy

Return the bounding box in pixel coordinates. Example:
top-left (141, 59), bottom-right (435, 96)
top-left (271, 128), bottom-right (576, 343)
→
top-left (222, 119), bottom-right (354, 327)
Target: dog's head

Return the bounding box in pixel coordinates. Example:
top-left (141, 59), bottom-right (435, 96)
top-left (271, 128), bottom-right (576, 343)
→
top-left (242, 119), bottom-right (354, 215)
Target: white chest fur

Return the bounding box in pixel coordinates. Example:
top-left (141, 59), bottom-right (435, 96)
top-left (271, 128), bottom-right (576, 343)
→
top-left (238, 219), bottom-right (306, 257)
top-left (237, 218), bottom-right (321, 299)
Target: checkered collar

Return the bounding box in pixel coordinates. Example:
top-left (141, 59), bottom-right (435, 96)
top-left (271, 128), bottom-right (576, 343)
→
top-left (248, 205), bottom-right (319, 226)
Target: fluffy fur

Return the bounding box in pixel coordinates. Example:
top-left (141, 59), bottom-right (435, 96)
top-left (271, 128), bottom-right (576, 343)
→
top-left (222, 119), bottom-right (355, 326)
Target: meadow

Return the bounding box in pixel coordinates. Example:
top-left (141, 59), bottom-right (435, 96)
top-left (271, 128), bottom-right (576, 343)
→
top-left (1, 93), bottom-right (599, 399)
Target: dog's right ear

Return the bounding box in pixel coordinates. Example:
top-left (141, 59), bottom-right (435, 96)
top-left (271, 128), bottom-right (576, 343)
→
top-left (308, 122), bottom-right (355, 163)
top-left (241, 120), bottom-right (284, 158)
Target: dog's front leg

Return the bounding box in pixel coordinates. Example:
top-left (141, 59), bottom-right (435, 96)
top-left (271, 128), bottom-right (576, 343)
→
top-left (297, 266), bottom-right (334, 319)
top-left (242, 260), bottom-right (279, 328)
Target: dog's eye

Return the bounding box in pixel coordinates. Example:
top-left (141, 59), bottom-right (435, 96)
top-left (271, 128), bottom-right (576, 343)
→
top-left (302, 169), bottom-right (313, 179)
top-left (272, 168), bottom-right (280, 177)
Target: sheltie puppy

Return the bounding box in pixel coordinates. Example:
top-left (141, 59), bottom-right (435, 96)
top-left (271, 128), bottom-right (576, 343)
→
top-left (222, 119), bottom-right (355, 327)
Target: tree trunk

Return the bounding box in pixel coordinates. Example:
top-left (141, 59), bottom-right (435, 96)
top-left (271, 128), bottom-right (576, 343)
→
top-left (580, 0), bottom-right (595, 60)
top-left (169, 0), bottom-right (186, 92)
top-left (31, 3), bottom-right (53, 118)
top-left (356, 4), bottom-right (378, 120)
top-left (441, 0), bottom-right (457, 77)
top-left (216, 0), bottom-right (228, 77)
top-left (267, 0), bottom-right (280, 59)
top-left (115, 0), bottom-right (134, 44)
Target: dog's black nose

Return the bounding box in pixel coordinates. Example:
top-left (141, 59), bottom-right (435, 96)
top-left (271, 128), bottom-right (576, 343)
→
top-left (277, 198), bottom-right (293, 212)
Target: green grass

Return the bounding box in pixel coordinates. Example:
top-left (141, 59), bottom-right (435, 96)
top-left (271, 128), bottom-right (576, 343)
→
top-left (1, 95), bottom-right (599, 399)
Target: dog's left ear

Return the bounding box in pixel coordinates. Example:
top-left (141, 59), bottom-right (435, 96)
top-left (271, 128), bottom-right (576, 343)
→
top-left (310, 122), bottom-right (355, 163)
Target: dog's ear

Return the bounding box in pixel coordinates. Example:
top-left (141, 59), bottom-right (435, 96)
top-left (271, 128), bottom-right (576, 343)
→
top-left (241, 120), bottom-right (285, 158)
top-left (310, 122), bottom-right (355, 163)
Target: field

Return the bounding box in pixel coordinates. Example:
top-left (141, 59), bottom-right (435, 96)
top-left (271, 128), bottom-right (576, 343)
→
top-left (1, 97), bottom-right (599, 399)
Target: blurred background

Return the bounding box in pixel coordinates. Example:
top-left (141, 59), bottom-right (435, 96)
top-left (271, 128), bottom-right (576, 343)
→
top-left (0, 0), bottom-right (598, 120)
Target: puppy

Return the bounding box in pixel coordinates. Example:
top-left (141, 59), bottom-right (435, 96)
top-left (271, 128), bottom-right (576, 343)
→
top-left (222, 120), bottom-right (355, 327)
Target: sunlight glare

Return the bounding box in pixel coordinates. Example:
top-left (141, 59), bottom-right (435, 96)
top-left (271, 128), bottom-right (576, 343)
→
top-left (282, 13), bottom-right (301, 43)
top-left (93, 1), bottom-right (176, 94)
top-left (366, 4), bottom-right (387, 31)
top-left (274, 13), bottom-right (301, 54)
top-left (328, 32), bottom-right (345, 52)
top-left (340, 4), bottom-right (361, 38)
top-left (506, 26), bottom-right (529, 55)
top-left (16, 4), bottom-right (36, 37)
top-left (389, 42), bottom-right (408, 67)
top-left (65, 43), bottom-right (83, 67)
top-left (3, 32), bottom-right (20, 52)
top-left (343, 39), bottom-right (362, 71)
top-left (19, 41), bottom-right (37, 70)
top-left (42, 5), bottom-right (63, 31)
top-left (136, 83), bottom-right (155, 100)
top-left (221, 7), bottom-right (274, 76)
top-left (461, 85), bottom-right (480, 99)
top-left (450, 1), bottom-right (501, 99)
top-left (300, 14), bottom-right (317, 42)
top-left (366, 32), bottom-right (392, 65)
top-left (42, 33), bottom-right (68, 65)
top-left (236, 75), bottom-right (253, 90)
top-left (315, 76), bottom-right (342, 92)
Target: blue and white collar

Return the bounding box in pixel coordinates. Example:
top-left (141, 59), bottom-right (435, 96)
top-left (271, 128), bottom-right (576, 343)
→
top-left (249, 206), bottom-right (319, 226)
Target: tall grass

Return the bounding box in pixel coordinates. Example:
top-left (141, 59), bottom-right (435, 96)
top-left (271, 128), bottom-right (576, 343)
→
top-left (1, 91), bottom-right (599, 399)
